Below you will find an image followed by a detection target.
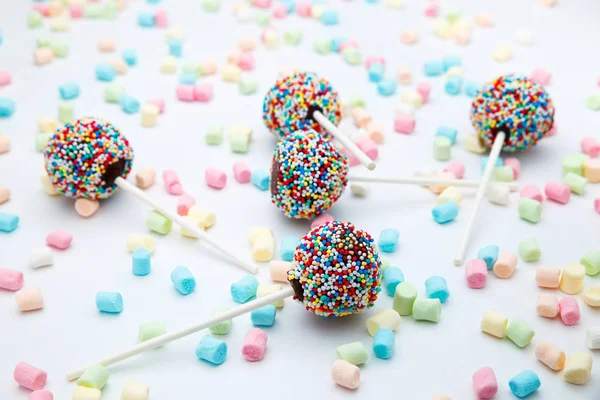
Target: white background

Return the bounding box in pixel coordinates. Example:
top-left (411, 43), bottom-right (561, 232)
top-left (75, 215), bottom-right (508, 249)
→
top-left (1, 0), bottom-right (599, 399)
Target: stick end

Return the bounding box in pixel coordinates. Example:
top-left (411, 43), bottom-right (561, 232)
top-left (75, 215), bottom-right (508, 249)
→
top-left (367, 162), bottom-right (376, 171)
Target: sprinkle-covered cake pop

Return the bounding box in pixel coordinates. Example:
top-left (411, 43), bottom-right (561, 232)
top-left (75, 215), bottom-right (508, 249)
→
top-left (262, 72), bottom-right (342, 140)
top-left (471, 74), bottom-right (555, 153)
top-left (288, 221), bottom-right (382, 318)
top-left (44, 117), bottom-right (134, 200)
top-left (271, 130), bottom-right (349, 219)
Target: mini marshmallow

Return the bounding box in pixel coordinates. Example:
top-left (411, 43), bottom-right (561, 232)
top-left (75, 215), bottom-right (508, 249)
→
top-left (481, 310), bottom-right (508, 339)
top-left (478, 245), bottom-right (499, 270)
top-left (433, 136), bottom-right (452, 161)
top-left (205, 167), bottom-right (227, 190)
top-left (393, 282), bottom-right (417, 316)
top-left (14, 362), bottom-right (47, 390)
top-left (366, 308), bottom-right (401, 336)
top-left (518, 198), bottom-right (542, 223)
top-left (147, 98), bottom-right (164, 114)
top-left (46, 231), bottom-right (74, 250)
top-left (583, 285), bottom-right (600, 307)
top-left (209, 307), bottom-right (232, 335)
top-left (493, 45), bottom-right (512, 62)
top-left (416, 82), bottom-right (431, 103)
top-left (161, 56), bottom-right (177, 74)
top-left (171, 266), bottom-right (195, 295)
top-left (373, 328), bottom-right (395, 359)
top-left (535, 341), bottom-right (566, 371)
top-left (536, 265), bottom-right (561, 288)
top-left (196, 335), bottom-right (227, 365)
top-left (581, 137), bottom-right (600, 157)
top-left (205, 124), bottom-right (223, 145)
top-left (563, 352), bottom-right (593, 385)
top-left (251, 169), bottom-right (270, 190)
top-left (432, 201), bottom-right (458, 224)
top-left (400, 30), bottom-right (419, 45)
top-left (188, 206), bottom-right (216, 229)
top-left (366, 122), bottom-right (384, 144)
top-left (146, 211), bottom-right (172, 235)
top-left (351, 107), bottom-right (372, 128)
top-left (509, 370), bottom-right (540, 398)
top-left (199, 60), bottom-right (218, 76)
top-left (132, 248), bottom-right (151, 276)
top-left (583, 159), bottom-right (600, 183)
top-left (179, 216), bottom-right (203, 239)
top-left (177, 194), bottom-right (195, 216)
top-left (564, 172), bottom-right (587, 195)
top-left (506, 318), bottom-right (535, 348)
top-left (437, 187), bottom-right (462, 205)
top-left (242, 328), bottom-right (268, 361)
top-left (412, 297), bottom-right (441, 322)
top-left (0, 268), bottom-right (24, 291)
top-left (394, 114), bottom-right (416, 134)
top-left (120, 380), bottom-right (149, 400)
top-left (126, 233), bottom-right (155, 253)
top-left (530, 67), bottom-right (551, 85)
top-left (356, 137), bottom-right (378, 160)
top-left (176, 85), bottom-right (195, 102)
top-left (559, 296), bottom-right (580, 325)
top-left (96, 292), bottom-right (124, 314)
top-left (383, 267), bottom-right (405, 296)
top-left (72, 387), bottom-right (101, 400)
top-left (138, 322), bottom-right (166, 343)
top-left (379, 229), bottom-right (399, 253)
top-left (425, 276), bottom-right (449, 303)
top-left (155, 9), bottom-right (168, 27)
top-left (231, 275), bottom-right (259, 303)
top-left (472, 367), bottom-right (498, 399)
top-left (400, 90), bottom-right (422, 108)
top-left (251, 305), bottom-right (277, 327)
top-left (98, 38), bottom-right (116, 52)
top-left (396, 66), bottom-right (413, 85)
top-left (560, 264), bottom-right (585, 294)
top-left (141, 104), bottom-right (159, 127)
top-left (279, 236), bottom-right (299, 261)
top-left (331, 359), bottom-right (360, 390)
top-left (194, 83), bottom-right (213, 102)
top-left (269, 260), bottom-right (290, 283)
top-left (257, 284), bottom-right (283, 307)
top-left (536, 293), bottom-right (559, 318)
top-left (487, 184), bottom-right (510, 206)
top-left (464, 134), bottom-right (487, 154)
top-left (233, 161), bottom-right (251, 184)
top-left (0, 212), bottom-right (19, 232)
top-left (77, 364), bottom-right (109, 390)
top-left (587, 327), bottom-right (600, 350)
top-left (75, 199), bottom-right (100, 218)
top-left (336, 342), bottom-right (368, 365)
top-left (520, 184), bottom-right (543, 202)
top-left (519, 238), bottom-right (540, 262)
top-left (465, 259), bottom-right (487, 289)
top-left (163, 170), bottom-right (183, 195)
top-left (493, 252), bottom-right (518, 279)
top-left (29, 390), bottom-right (53, 400)
top-left (15, 288), bottom-right (44, 312)
top-left (34, 48), bottom-right (54, 66)
top-left (221, 64), bottom-right (242, 83)
top-left (252, 236), bottom-right (275, 262)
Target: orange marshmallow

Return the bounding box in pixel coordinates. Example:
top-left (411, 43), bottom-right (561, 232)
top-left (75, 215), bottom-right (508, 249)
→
top-left (493, 252), bottom-right (517, 278)
top-left (536, 265), bottom-right (561, 288)
top-left (536, 293), bottom-right (559, 318)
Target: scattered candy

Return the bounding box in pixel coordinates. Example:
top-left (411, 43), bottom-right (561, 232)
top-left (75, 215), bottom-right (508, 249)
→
top-left (14, 362), bottom-right (47, 391)
top-left (481, 310), bottom-right (508, 338)
top-left (472, 367), bottom-right (498, 399)
top-left (146, 211), bottom-right (172, 235)
top-left (587, 327), bottom-right (600, 349)
top-left (95, 292), bottom-right (124, 314)
top-left (205, 167), bottom-right (227, 190)
top-left (242, 328), bottom-right (268, 361)
top-left (563, 352), bottom-right (593, 385)
top-left (536, 265), bottom-right (561, 288)
top-left (336, 342), bottom-right (368, 365)
top-left (519, 238), bottom-right (540, 262)
top-left (78, 364), bottom-right (109, 390)
top-left (126, 233), bottom-right (155, 253)
top-left (559, 263), bottom-right (585, 294)
top-left (132, 248), bottom-right (151, 276)
top-left (432, 201), bottom-right (458, 224)
top-left (170, 265), bottom-right (196, 295)
top-left (509, 370), bottom-right (540, 398)
top-left (196, 335), bottom-right (227, 365)
top-left (366, 308), bottom-right (401, 337)
top-left (378, 228), bottom-right (399, 253)
top-left (72, 387), bottom-right (101, 400)
top-left (331, 359), bottom-right (360, 390)
top-left (466, 259), bottom-right (487, 289)
top-left (138, 321), bottom-right (166, 343)
top-left (251, 169), bottom-right (270, 191)
top-left (373, 328), bottom-right (395, 359)
top-left (120, 380), bottom-right (149, 400)
top-left (518, 198), bottom-right (542, 223)
top-left (581, 250), bottom-right (600, 276)
top-left (393, 282), bottom-right (417, 316)
top-left (231, 275), bottom-right (259, 304)
top-left (28, 390), bottom-right (53, 400)
top-left (558, 296), bottom-right (580, 326)
top-left (412, 297), bottom-right (441, 322)
top-left (251, 305), bottom-right (277, 327)
top-left (506, 318), bottom-right (535, 348)
top-left (536, 293), bottom-right (559, 318)
top-left (478, 245), bottom-right (499, 270)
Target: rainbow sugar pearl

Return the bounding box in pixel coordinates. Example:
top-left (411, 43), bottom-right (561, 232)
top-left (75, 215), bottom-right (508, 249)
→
top-left (288, 221), bottom-right (382, 318)
top-left (471, 74), bottom-right (555, 153)
top-left (271, 130), bottom-right (349, 219)
top-left (262, 72), bottom-right (342, 140)
top-left (44, 117), bottom-right (134, 200)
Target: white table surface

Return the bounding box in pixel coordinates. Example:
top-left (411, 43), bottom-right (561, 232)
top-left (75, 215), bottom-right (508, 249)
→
top-left (1, 0), bottom-right (599, 399)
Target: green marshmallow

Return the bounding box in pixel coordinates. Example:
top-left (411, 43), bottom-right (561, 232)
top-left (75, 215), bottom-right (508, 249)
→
top-left (562, 153), bottom-right (589, 176)
top-left (314, 38), bottom-right (332, 55)
top-left (104, 84), bottom-right (125, 103)
top-left (518, 198), bottom-right (541, 224)
top-left (493, 166), bottom-right (514, 182)
top-left (37, 36), bottom-right (51, 48)
top-left (50, 40), bottom-right (68, 57)
top-left (35, 133), bottom-right (52, 153)
top-left (255, 11), bottom-right (270, 26)
top-left (239, 76), bottom-right (259, 95)
top-left (146, 210), bottom-right (173, 235)
top-left (446, 11), bottom-right (461, 23)
top-left (209, 307), bottom-right (232, 335)
top-left (84, 4), bottom-right (103, 19)
top-left (182, 62), bottom-right (200, 75)
top-left (581, 250), bottom-right (600, 276)
top-left (28, 11), bottom-right (43, 28)
top-left (380, 256), bottom-right (390, 272)
top-left (336, 342), bottom-right (368, 365)
top-left (349, 94), bottom-right (366, 109)
top-left (229, 134), bottom-right (250, 154)
top-left (58, 101), bottom-right (74, 124)
top-left (203, 0), bottom-right (221, 12)
top-left (586, 94), bottom-right (600, 110)
top-left (412, 297), bottom-right (441, 322)
top-left (343, 47), bottom-right (362, 65)
top-left (284, 28), bottom-right (302, 46)
top-left (77, 364), bottom-right (109, 390)
top-left (519, 238), bottom-right (540, 262)
top-left (205, 124), bottom-right (223, 145)
top-left (506, 318), bottom-right (535, 348)
top-left (101, 2), bottom-right (118, 20)
top-left (393, 282), bottom-right (417, 316)
top-left (137, 321), bottom-right (166, 343)
top-left (564, 172), bottom-right (587, 195)
top-left (433, 136), bottom-right (452, 161)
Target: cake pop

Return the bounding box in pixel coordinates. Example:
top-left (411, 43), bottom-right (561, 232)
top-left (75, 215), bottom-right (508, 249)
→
top-left (271, 130), bottom-right (518, 219)
top-left (455, 74), bottom-right (555, 265)
top-left (44, 117), bottom-right (257, 273)
top-left (66, 221), bottom-right (381, 379)
top-left (263, 72), bottom-right (376, 170)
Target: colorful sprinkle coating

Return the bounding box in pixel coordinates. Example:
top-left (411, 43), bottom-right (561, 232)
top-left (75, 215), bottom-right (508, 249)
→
top-left (471, 74), bottom-right (555, 153)
top-left (262, 72), bottom-right (342, 140)
top-left (271, 130), bottom-right (349, 219)
top-left (44, 117), bottom-right (134, 200)
top-left (288, 221), bottom-right (382, 318)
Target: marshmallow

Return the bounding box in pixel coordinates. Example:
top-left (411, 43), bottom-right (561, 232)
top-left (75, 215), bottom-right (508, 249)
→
top-left (16, 288), bottom-right (44, 312)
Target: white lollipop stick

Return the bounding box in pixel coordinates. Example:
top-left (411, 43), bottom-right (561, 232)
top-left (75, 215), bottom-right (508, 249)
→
top-left (348, 174), bottom-right (519, 192)
top-left (115, 177), bottom-right (258, 274)
top-left (66, 287), bottom-right (294, 381)
top-left (454, 131), bottom-right (506, 266)
top-left (312, 110), bottom-right (377, 171)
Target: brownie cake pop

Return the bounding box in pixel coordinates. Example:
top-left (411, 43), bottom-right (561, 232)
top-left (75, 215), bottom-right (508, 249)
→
top-left (67, 221), bottom-right (382, 379)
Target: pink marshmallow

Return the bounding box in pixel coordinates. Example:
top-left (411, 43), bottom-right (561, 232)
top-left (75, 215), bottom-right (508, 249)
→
top-left (238, 52), bottom-right (255, 71)
top-left (242, 328), bottom-right (268, 361)
top-left (253, 0), bottom-right (272, 8)
top-left (416, 82), bottom-right (431, 103)
top-left (503, 157), bottom-right (520, 179)
top-left (272, 2), bottom-right (287, 18)
top-left (69, 3), bottom-right (83, 18)
top-left (595, 198), bottom-right (600, 214)
top-left (296, 1), bottom-right (311, 17)
top-left (443, 161), bottom-right (465, 179)
top-left (148, 98), bottom-right (165, 114)
top-left (155, 9), bottom-right (168, 28)
top-left (559, 296), bottom-right (580, 326)
top-left (163, 169), bottom-right (183, 195)
top-left (340, 148), bottom-right (359, 167)
top-left (424, 2), bottom-right (439, 17)
top-left (365, 56), bottom-right (385, 70)
top-left (530, 67), bottom-right (551, 86)
top-left (0, 71), bottom-right (11, 87)
top-left (32, 4), bottom-right (50, 16)
top-left (520, 184), bottom-right (544, 202)
top-left (194, 84), bottom-right (213, 102)
top-left (233, 160), bottom-right (251, 183)
top-left (465, 259), bottom-right (487, 289)
top-left (356, 138), bottom-right (378, 161)
top-left (394, 114), bottom-right (416, 134)
top-left (472, 367), bottom-right (498, 399)
top-left (0, 268), bottom-right (24, 291)
top-left (177, 194), bottom-right (195, 216)
top-left (14, 362), bottom-right (47, 391)
top-left (339, 40), bottom-right (358, 53)
top-left (545, 181), bottom-right (570, 204)
top-left (547, 122), bottom-right (557, 136)
top-left (581, 137), bottom-right (600, 158)
top-left (205, 167), bottom-right (227, 190)
top-left (29, 390), bottom-right (53, 400)
top-left (46, 231), bottom-right (73, 250)
top-left (311, 213), bottom-right (334, 229)
top-left (176, 85), bottom-right (196, 102)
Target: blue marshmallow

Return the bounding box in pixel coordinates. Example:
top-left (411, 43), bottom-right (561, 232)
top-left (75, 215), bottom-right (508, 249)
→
top-left (424, 60), bottom-right (444, 77)
top-left (432, 201), bottom-right (458, 224)
top-left (95, 292), bottom-right (123, 313)
top-left (436, 126), bottom-right (457, 145)
top-left (147, 0), bottom-right (161, 3)
top-left (280, 236), bottom-right (300, 261)
top-left (0, 212), bottom-right (19, 233)
top-left (321, 9), bottom-right (339, 25)
top-left (138, 11), bottom-right (155, 27)
top-left (509, 370), bottom-right (540, 398)
top-left (168, 39), bottom-right (183, 58)
top-left (132, 248), bottom-right (151, 276)
top-left (331, 37), bottom-right (346, 52)
top-left (171, 266), bottom-right (196, 295)
top-left (442, 55), bottom-right (462, 71)
top-left (368, 63), bottom-right (385, 83)
top-left (373, 328), bottom-right (394, 359)
top-left (464, 80), bottom-right (479, 97)
top-left (481, 156), bottom-right (504, 172)
top-left (478, 245), bottom-right (499, 270)
top-left (122, 49), bottom-right (137, 66)
top-left (251, 169), bottom-right (270, 191)
top-left (377, 78), bottom-right (397, 96)
top-left (383, 267), bottom-right (404, 296)
top-left (179, 73), bottom-right (197, 85)
top-left (59, 82), bottom-right (80, 100)
top-left (425, 276), bottom-right (449, 303)
top-left (378, 228), bottom-right (399, 252)
top-left (281, 0), bottom-right (296, 13)
top-left (251, 305), bottom-right (277, 327)
top-left (231, 275), bottom-right (259, 303)
top-left (0, 98), bottom-right (16, 118)
top-left (195, 335), bottom-right (227, 365)
top-left (119, 94), bottom-right (140, 114)
top-left (445, 76), bottom-right (463, 96)
top-left (95, 64), bottom-right (116, 82)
